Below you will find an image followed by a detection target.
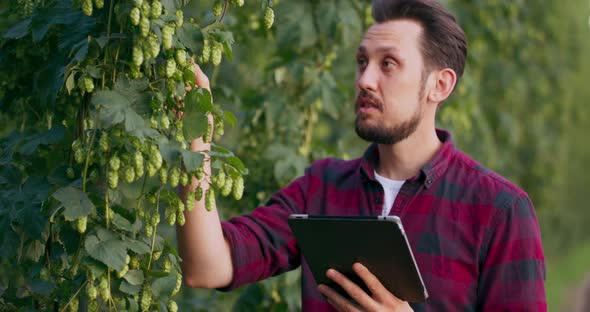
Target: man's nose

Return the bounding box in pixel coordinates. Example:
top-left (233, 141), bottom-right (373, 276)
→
top-left (356, 65), bottom-right (378, 92)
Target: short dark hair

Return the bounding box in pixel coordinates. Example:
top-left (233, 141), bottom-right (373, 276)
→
top-left (372, 0), bottom-right (467, 86)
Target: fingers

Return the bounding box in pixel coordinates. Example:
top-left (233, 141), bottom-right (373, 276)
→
top-left (318, 284), bottom-right (362, 312)
top-left (193, 63), bottom-right (210, 92)
top-left (325, 269), bottom-right (378, 310)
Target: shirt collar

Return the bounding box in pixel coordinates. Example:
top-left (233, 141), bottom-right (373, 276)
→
top-left (359, 129), bottom-right (456, 188)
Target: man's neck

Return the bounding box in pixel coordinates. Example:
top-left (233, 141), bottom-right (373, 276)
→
top-left (376, 128), bottom-right (441, 181)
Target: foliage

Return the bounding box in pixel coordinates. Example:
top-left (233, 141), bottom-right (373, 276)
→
top-left (0, 0), bottom-right (266, 310)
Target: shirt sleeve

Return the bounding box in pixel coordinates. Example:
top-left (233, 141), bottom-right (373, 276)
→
top-left (216, 170), bottom-right (309, 291)
top-left (477, 192), bottom-right (547, 311)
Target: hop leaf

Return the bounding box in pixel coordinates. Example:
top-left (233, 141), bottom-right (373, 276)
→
top-left (130, 7), bottom-right (141, 25)
top-left (264, 7), bottom-right (274, 29)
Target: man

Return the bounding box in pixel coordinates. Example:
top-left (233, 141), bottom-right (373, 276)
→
top-left (178, 0), bottom-right (547, 311)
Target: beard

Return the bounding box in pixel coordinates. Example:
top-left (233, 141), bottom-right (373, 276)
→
top-left (354, 106), bottom-right (422, 145)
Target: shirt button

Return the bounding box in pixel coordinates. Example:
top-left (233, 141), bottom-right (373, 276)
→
top-left (426, 178), bottom-right (433, 185)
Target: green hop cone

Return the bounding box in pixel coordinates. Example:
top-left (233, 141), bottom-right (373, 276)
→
top-left (180, 171), bottom-right (189, 186)
top-left (140, 17), bottom-right (150, 37)
top-left (175, 49), bottom-right (187, 68)
top-left (205, 188), bottom-right (215, 211)
top-left (133, 44), bottom-right (144, 66)
top-left (215, 117), bottom-right (224, 136)
top-left (151, 0), bottom-right (162, 18)
top-left (108, 170), bottom-right (119, 188)
top-left (75, 216), bottom-right (87, 233)
top-left (130, 64), bottom-right (142, 79)
top-left (172, 272), bottom-right (182, 296)
top-left (82, 0), bottom-right (93, 16)
top-left (124, 166), bottom-right (136, 183)
top-left (211, 41), bottom-right (222, 66)
top-left (162, 25), bottom-right (174, 50)
top-left (83, 76), bottom-right (94, 93)
top-left (166, 58), bottom-right (177, 78)
top-left (194, 185), bottom-right (203, 202)
top-left (149, 145), bottom-right (163, 169)
top-left (130, 256), bottom-right (141, 269)
top-left (133, 0), bottom-right (143, 7)
top-left (221, 175), bottom-right (233, 196)
top-left (109, 154), bottom-right (121, 171)
top-left (146, 162), bottom-right (157, 177)
top-left (66, 167), bottom-right (75, 179)
top-left (100, 286), bottom-right (110, 301)
top-left (140, 285), bottom-right (152, 312)
top-left (212, 0), bottom-right (223, 16)
top-left (203, 119), bottom-right (212, 143)
top-left (151, 211), bottom-right (160, 226)
top-left (148, 34), bottom-right (160, 59)
top-left (264, 7), bottom-right (274, 29)
top-left (130, 7), bottom-right (141, 25)
top-left (149, 115), bottom-right (158, 128)
top-left (175, 10), bottom-right (183, 28)
top-left (168, 300), bottom-right (178, 312)
top-left (134, 151), bottom-right (144, 172)
top-left (163, 257), bottom-right (172, 273)
top-left (117, 264), bottom-right (129, 278)
top-left (160, 114), bottom-right (170, 129)
top-left (145, 224), bottom-right (154, 237)
top-left (166, 205), bottom-right (176, 225)
top-left (202, 39), bottom-right (211, 63)
top-left (230, 0), bottom-right (244, 7)
top-left (159, 166), bottom-right (168, 184)
top-left (153, 250), bottom-right (162, 260)
top-left (69, 297), bottom-right (79, 312)
top-left (185, 191), bottom-right (195, 211)
top-left (233, 175), bottom-right (244, 200)
top-left (74, 148), bottom-right (85, 164)
top-left (88, 300), bottom-right (99, 312)
top-left (93, 0), bottom-right (104, 9)
top-left (140, 1), bottom-right (151, 16)
top-left (99, 132), bottom-right (108, 152)
top-left (169, 167), bottom-right (180, 187)
top-left (86, 284), bottom-right (98, 300)
top-left (215, 169), bottom-right (225, 189)
top-left (176, 208), bottom-right (185, 226)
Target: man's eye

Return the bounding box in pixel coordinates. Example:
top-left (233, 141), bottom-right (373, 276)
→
top-left (356, 58), bottom-right (367, 67)
top-left (383, 60), bottom-right (395, 68)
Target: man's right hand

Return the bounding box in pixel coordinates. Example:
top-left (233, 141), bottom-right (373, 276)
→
top-left (176, 63), bottom-right (234, 289)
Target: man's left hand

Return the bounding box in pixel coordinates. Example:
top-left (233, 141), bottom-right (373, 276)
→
top-left (318, 263), bottom-right (413, 312)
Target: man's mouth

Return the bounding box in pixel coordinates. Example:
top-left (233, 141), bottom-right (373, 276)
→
top-left (357, 97), bottom-right (381, 114)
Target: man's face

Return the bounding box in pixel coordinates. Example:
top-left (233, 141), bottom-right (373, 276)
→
top-left (354, 19), bottom-right (429, 145)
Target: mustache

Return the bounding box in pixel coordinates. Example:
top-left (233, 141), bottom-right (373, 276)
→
top-left (355, 90), bottom-right (383, 111)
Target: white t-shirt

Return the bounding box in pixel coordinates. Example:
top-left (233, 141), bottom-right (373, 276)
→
top-left (374, 171), bottom-right (405, 216)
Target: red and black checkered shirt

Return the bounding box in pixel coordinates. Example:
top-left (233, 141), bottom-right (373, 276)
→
top-left (220, 129), bottom-right (546, 311)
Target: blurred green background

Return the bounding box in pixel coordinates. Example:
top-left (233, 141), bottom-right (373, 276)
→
top-left (2, 0), bottom-right (590, 310)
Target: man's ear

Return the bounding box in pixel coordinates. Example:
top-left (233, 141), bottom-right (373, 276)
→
top-left (427, 68), bottom-right (457, 104)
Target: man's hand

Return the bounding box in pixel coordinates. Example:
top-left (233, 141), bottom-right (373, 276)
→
top-left (318, 263), bottom-right (413, 312)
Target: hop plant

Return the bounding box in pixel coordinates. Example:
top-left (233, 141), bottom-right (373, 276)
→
top-left (160, 114), bottom-right (170, 129)
top-left (230, 0), bottom-right (245, 7)
top-left (176, 208), bottom-right (185, 225)
top-left (66, 167), bottom-right (75, 179)
top-left (151, 0), bottom-right (162, 18)
top-left (74, 148), bottom-right (85, 164)
top-left (215, 117), bottom-right (224, 136)
top-left (166, 205), bottom-right (176, 225)
top-left (221, 175), bottom-right (233, 196)
top-left (123, 166), bottom-right (136, 183)
top-left (264, 6), bottom-right (275, 29)
top-left (109, 154), bottom-right (121, 171)
top-left (175, 49), bottom-right (187, 68)
top-left (211, 41), bottom-right (222, 66)
top-left (213, 0), bottom-right (223, 16)
top-left (140, 285), bottom-right (152, 312)
top-left (180, 171), bottom-right (189, 186)
top-left (86, 283), bottom-right (98, 300)
top-left (75, 216), bottom-right (87, 233)
top-left (88, 300), bottom-right (99, 312)
top-left (194, 185), bottom-right (203, 202)
top-left (82, 0), bottom-right (93, 16)
top-left (202, 39), bottom-right (211, 63)
top-left (108, 169), bottom-right (119, 188)
top-left (185, 190), bottom-right (196, 211)
top-left (133, 0), bottom-right (143, 6)
top-left (163, 257), bottom-right (172, 273)
top-left (203, 118), bottom-right (212, 143)
top-left (215, 169), bottom-right (226, 189)
top-left (162, 25), bottom-right (174, 50)
top-left (133, 151), bottom-right (144, 173)
top-left (140, 1), bottom-right (151, 17)
top-left (175, 10), bottom-right (184, 28)
top-left (133, 44), bottom-right (144, 67)
top-left (99, 132), bottom-right (108, 152)
top-left (146, 162), bottom-right (157, 177)
top-left (168, 300), bottom-right (178, 312)
top-left (93, 0), bottom-right (104, 9)
top-left (172, 272), bottom-right (182, 296)
top-left (140, 17), bottom-right (150, 37)
top-left (82, 76), bottom-right (94, 93)
top-left (130, 7), bottom-right (141, 25)
top-left (159, 166), bottom-right (168, 184)
top-left (205, 188), bottom-right (215, 211)
top-left (68, 297), bottom-right (79, 312)
top-left (166, 58), bottom-right (177, 78)
top-left (233, 175), bottom-right (244, 200)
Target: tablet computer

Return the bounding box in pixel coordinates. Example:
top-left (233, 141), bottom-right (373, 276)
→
top-left (287, 214), bottom-right (428, 302)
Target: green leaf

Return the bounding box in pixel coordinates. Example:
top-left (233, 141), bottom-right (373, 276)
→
top-left (18, 125), bottom-right (65, 156)
top-left (151, 274), bottom-right (176, 298)
top-left (52, 186), bottom-right (94, 221)
top-left (185, 88), bottom-right (213, 112)
top-left (123, 270), bottom-right (144, 286)
top-left (84, 234), bottom-right (128, 272)
top-left (176, 23), bottom-right (203, 55)
top-left (181, 149), bottom-right (204, 173)
top-left (65, 71), bottom-right (76, 95)
top-left (224, 111), bottom-right (237, 127)
top-left (2, 18), bottom-right (31, 39)
top-left (24, 240), bottom-right (44, 262)
top-left (112, 213), bottom-right (134, 232)
top-left (183, 67), bottom-right (195, 87)
top-left (120, 280), bottom-right (141, 295)
top-left (127, 298), bottom-right (139, 312)
top-left (225, 156), bottom-right (248, 175)
top-left (27, 280), bottom-right (55, 297)
top-left (125, 239), bottom-right (150, 255)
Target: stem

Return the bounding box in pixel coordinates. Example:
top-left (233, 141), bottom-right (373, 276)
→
top-left (102, 0), bottom-right (115, 89)
top-left (82, 125), bottom-right (98, 193)
top-left (105, 189), bottom-right (110, 229)
top-left (147, 189), bottom-right (161, 270)
top-left (58, 280), bottom-right (87, 312)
